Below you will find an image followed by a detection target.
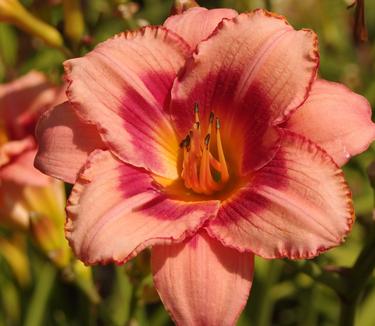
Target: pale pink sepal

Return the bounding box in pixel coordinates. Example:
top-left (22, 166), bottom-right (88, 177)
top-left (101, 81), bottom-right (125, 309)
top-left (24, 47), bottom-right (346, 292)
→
top-left (66, 150), bottom-right (219, 265)
top-left (152, 229), bottom-right (253, 326)
top-left (208, 130), bottom-right (354, 259)
top-left (64, 27), bottom-right (191, 180)
top-left (35, 102), bottom-right (105, 184)
top-left (164, 7), bottom-right (237, 49)
top-left (286, 79), bottom-right (375, 166)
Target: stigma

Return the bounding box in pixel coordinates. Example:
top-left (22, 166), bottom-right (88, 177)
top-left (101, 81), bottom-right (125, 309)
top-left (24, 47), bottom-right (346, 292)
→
top-left (180, 104), bottom-right (229, 195)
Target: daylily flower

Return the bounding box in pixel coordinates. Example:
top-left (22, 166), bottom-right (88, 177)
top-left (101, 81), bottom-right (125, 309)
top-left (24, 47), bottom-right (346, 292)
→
top-left (35, 6), bottom-right (375, 325)
top-left (0, 71), bottom-right (65, 230)
top-left (0, 71), bottom-right (69, 266)
top-left (1, 72), bottom-right (100, 301)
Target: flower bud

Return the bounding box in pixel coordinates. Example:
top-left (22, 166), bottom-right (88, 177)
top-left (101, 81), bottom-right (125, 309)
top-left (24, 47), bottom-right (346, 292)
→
top-left (171, 0), bottom-right (199, 15)
top-left (0, 0), bottom-right (64, 48)
top-left (0, 235), bottom-right (30, 287)
top-left (29, 212), bottom-right (70, 268)
top-left (0, 0), bottom-right (23, 20)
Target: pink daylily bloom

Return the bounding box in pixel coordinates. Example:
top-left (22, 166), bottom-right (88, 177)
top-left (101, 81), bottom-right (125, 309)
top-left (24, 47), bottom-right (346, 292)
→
top-left (35, 7), bottom-right (375, 325)
top-left (0, 71), bottom-right (64, 228)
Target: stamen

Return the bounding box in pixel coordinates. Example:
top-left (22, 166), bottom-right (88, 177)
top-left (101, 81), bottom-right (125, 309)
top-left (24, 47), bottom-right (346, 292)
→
top-left (194, 102), bottom-right (199, 123)
top-left (209, 153), bottom-right (221, 171)
top-left (216, 117), bottom-right (221, 130)
top-left (181, 146), bottom-right (188, 183)
top-left (189, 160), bottom-right (200, 192)
top-left (207, 112), bottom-right (214, 134)
top-left (185, 134), bottom-right (191, 150)
top-left (179, 137), bottom-right (187, 148)
top-left (180, 106), bottom-right (230, 195)
top-left (204, 133), bottom-right (211, 149)
top-left (216, 118), bottom-right (229, 183)
top-left (191, 131), bottom-right (201, 156)
top-left (199, 145), bottom-right (209, 193)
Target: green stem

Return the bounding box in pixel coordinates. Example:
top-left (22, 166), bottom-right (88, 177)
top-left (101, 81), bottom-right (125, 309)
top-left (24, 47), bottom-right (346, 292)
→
top-left (338, 296), bottom-right (357, 326)
top-left (285, 260), bottom-right (345, 295)
top-left (264, 0), bottom-right (272, 11)
top-left (339, 227), bottom-right (375, 326)
top-left (126, 286), bottom-right (138, 326)
top-left (256, 260), bottom-right (283, 326)
top-left (24, 263), bottom-right (57, 326)
top-left (338, 166), bottom-right (375, 326)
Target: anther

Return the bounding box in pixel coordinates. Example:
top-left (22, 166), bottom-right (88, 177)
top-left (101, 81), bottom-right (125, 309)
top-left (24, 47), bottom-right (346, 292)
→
top-left (194, 103), bottom-right (200, 123)
top-left (209, 112), bottom-right (214, 123)
top-left (194, 102), bottom-right (199, 113)
top-left (216, 118), bottom-right (221, 130)
top-left (179, 137), bottom-right (187, 148)
top-left (179, 135), bottom-right (191, 149)
top-left (185, 134), bottom-right (191, 149)
top-left (204, 134), bottom-right (211, 148)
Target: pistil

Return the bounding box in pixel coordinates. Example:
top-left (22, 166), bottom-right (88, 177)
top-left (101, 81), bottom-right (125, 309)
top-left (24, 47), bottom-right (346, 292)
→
top-left (180, 104), bottom-right (230, 195)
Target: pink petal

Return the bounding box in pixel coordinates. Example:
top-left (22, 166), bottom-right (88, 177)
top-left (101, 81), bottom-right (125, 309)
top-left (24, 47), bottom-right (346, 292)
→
top-left (164, 7), bottom-right (238, 49)
top-left (0, 71), bottom-right (63, 140)
top-left (64, 27), bottom-right (191, 180)
top-left (152, 229), bottom-right (253, 326)
top-left (170, 9), bottom-right (319, 173)
top-left (285, 79), bottom-right (375, 166)
top-left (0, 136), bottom-right (35, 167)
top-left (66, 150), bottom-right (219, 265)
top-left (208, 130), bottom-right (354, 259)
top-left (0, 148), bottom-right (50, 187)
top-left (35, 102), bottom-right (105, 184)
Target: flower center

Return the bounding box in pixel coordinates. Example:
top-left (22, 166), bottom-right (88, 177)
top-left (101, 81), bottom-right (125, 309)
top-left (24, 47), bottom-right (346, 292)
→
top-left (179, 104), bottom-right (229, 195)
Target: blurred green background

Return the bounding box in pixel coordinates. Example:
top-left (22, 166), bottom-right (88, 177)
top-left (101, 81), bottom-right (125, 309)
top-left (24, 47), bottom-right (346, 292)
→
top-left (1, 0), bottom-right (375, 325)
